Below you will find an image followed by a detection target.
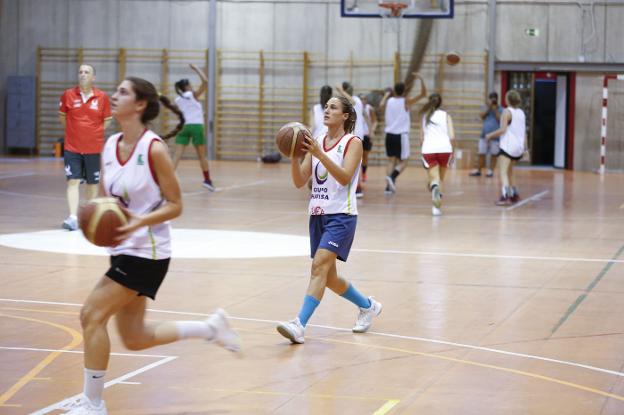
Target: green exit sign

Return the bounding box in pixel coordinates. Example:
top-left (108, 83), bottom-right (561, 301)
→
top-left (525, 28), bottom-right (540, 37)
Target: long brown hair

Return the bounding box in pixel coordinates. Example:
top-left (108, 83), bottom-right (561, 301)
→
top-left (420, 93), bottom-right (442, 125)
top-left (126, 77), bottom-right (185, 140)
top-left (333, 96), bottom-right (356, 134)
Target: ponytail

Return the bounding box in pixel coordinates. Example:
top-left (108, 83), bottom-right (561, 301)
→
top-left (420, 93), bottom-right (442, 125)
top-left (159, 95), bottom-right (185, 140)
top-left (334, 96), bottom-right (356, 134)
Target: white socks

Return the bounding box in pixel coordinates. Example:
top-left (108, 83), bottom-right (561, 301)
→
top-left (83, 368), bottom-right (105, 405)
top-left (175, 321), bottom-right (215, 340)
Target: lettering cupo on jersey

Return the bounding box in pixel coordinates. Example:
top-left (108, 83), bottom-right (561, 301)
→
top-left (309, 134), bottom-right (360, 216)
top-left (102, 130), bottom-right (171, 260)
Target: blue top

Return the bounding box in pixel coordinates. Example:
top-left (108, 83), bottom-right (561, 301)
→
top-left (481, 105), bottom-right (503, 138)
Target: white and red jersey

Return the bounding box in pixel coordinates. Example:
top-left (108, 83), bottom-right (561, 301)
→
top-left (309, 134), bottom-right (360, 216)
top-left (101, 129), bottom-right (171, 260)
top-left (500, 107), bottom-right (526, 157)
top-left (421, 109), bottom-right (453, 154)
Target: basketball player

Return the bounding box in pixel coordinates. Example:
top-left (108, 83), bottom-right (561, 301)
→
top-left (486, 89), bottom-right (527, 206)
top-left (335, 82), bottom-right (365, 197)
top-left (276, 96), bottom-right (382, 344)
top-left (419, 93), bottom-right (455, 216)
top-left (61, 78), bottom-right (240, 415)
top-left (359, 93), bottom-right (378, 182)
top-left (379, 73), bottom-right (427, 194)
top-left (59, 64), bottom-right (112, 231)
top-left (173, 64), bottom-right (215, 191)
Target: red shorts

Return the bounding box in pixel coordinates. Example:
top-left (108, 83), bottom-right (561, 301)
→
top-left (422, 152), bottom-right (452, 169)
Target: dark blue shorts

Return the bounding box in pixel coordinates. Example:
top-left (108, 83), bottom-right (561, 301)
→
top-left (309, 214), bottom-right (357, 262)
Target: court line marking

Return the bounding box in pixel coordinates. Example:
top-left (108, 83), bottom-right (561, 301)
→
top-left (0, 313), bottom-right (82, 407)
top-left (505, 190), bottom-right (549, 211)
top-left (0, 346), bottom-right (174, 359)
top-left (351, 247), bottom-right (624, 264)
top-left (317, 337), bottom-right (624, 403)
top-left (0, 172), bottom-right (36, 180)
top-left (3, 299), bottom-right (624, 379)
top-left (30, 355), bottom-right (178, 415)
top-left (551, 243), bottom-right (624, 334)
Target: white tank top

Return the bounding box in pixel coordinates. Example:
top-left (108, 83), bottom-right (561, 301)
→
top-left (353, 96), bottom-right (365, 139)
top-left (175, 91), bottom-right (203, 124)
top-left (312, 104), bottom-right (328, 138)
top-left (309, 134), bottom-right (359, 216)
top-left (384, 97), bottom-right (410, 134)
top-left (421, 109), bottom-right (453, 154)
top-left (362, 104), bottom-right (372, 136)
top-left (500, 107), bottom-right (526, 157)
top-left (102, 130), bottom-right (171, 260)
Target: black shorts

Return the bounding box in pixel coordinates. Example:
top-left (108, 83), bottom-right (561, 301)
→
top-left (498, 148), bottom-right (523, 161)
top-left (106, 255), bottom-right (171, 300)
top-left (385, 133), bottom-right (402, 158)
top-left (362, 135), bottom-right (373, 151)
top-left (64, 150), bottom-right (101, 184)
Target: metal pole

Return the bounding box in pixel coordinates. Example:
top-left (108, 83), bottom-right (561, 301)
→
top-left (207, 0), bottom-right (217, 159)
top-left (487, 0), bottom-right (496, 94)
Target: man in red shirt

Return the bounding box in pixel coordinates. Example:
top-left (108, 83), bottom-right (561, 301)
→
top-left (59, 64), bottom-right (112, 230)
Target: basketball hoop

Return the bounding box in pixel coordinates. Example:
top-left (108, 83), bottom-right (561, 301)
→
top-left (379, 2), bottom-right (408, 33)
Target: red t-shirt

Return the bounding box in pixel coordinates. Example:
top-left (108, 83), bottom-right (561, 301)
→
top-left (59, 86), bottom-right (112, 154)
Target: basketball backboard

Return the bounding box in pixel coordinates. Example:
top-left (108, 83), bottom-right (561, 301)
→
top-left (341, 0), bottom-right (454, 18)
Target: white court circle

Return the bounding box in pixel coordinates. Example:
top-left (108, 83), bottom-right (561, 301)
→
top-left (0, 229), bottom-right (310, 259)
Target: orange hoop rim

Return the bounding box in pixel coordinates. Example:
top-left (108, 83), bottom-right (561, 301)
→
top-left (379, 2), bottom-right (408, 17)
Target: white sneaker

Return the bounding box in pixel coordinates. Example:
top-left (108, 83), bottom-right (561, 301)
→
top-left (352, 297), bottom-right (382, 333)
top-left (432, 206), bottom-right (442, 216)
top-left (432, 186), bottom-right (442, 209)
top-left (385, 176), bottom-right (396, 192)
top-left (61, 395), bottom-right (107, 414)
top-left (206, 309), bottom-right (241, 353)
top-left (276, 317), bottom-right (305, 344)
top-left (62, 216), bottom-right (78, 231)
top-left (202, 180), bottom-right (216, 191)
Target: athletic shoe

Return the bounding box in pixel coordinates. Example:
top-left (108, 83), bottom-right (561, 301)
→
top-left (385, 176), bottom-right (396, 193)
top-left (356, 187), bottom-right (364, 199)
top-left (432, 206), bottom-right (442, 216)
top-left (495, 195), bottom-right (511, 206)
top-left (469, 169), bottom-right (481, 177)
top-left (202, 180), bottom-right (216, 191)
top-left (432, 186), bottom-right (442, 209)
top-left (352, 297), bottom-right (382, 333)
top-left (486, 169), bottom-right (494, 177)
top-left (206, 309), bottom-right (241, 352)
top-left (510, 193), bottom-right (520, 203)
top-left (384, 185), bottom-right (393, 195)
top-left (61, 395), bottom-right (107, 414)
top-left (276, 317), bottom-right (305, 344)
top-left (62, 216), bottom-right (78, 231)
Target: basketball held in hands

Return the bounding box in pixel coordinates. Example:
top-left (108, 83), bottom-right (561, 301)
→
top-left (275, 122), bottom-right (311, 159)
top-left (78, 197), bottom-right (130, 247)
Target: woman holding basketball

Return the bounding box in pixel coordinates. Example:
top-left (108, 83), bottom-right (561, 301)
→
top-left (486, 89), bottom-right (527, 206)
top-left (419, 93), bottom-right (455, 216)
top-left (173, 64), bottom-right (216, 191)
top-left (276, 96), bottom-right (382, 344)
top-left (62, 77), bottom-right (240, 415)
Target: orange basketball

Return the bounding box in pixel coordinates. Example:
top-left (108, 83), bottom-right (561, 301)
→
top-left (446, 51), bottom-right (461, 66)
top-left (275, 122), bottom-right (311, 159)
top-left (78, 197), bottom-right (130, 247)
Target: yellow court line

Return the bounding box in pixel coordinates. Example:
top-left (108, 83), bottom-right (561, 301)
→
top-left (0, 313), bottom-right (83, 406)
top-left (191, 386), bottom-right (398, 403)
top-left (373, 399), bottom-right (400, 415)
top-left (1, 307), bottom-right (78, 316)
top-left (316, 337), bottom-right (624, 403)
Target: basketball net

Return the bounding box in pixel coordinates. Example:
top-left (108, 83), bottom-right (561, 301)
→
top-left (379, 2), bottom-right (407, 33)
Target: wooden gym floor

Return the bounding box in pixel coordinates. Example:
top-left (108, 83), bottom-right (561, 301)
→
top-left (1, 157), bottom-right (624, 414)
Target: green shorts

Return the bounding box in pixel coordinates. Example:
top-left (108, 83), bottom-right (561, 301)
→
top-left (175, 124), bottom-right (205, 146)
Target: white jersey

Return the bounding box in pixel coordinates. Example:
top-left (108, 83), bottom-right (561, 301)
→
top-left (175, 91), bottom-right (203, 124)
top-left (309, 134), bottom-right (360, 216)
top-left (362, 104), bottom-right (373, 136)
top-left (384, 97), bottom-right (410, 134)
top-left (312, 103), bottom-right (328, 138)
top-left (353, 96), bottom-right (365, 139)
top-left (421, 109), bottom-right (453, 154)
top-left (500, 107), bottom-right (526, 157)
top-left (102, 130), bottom-right (171, 260)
